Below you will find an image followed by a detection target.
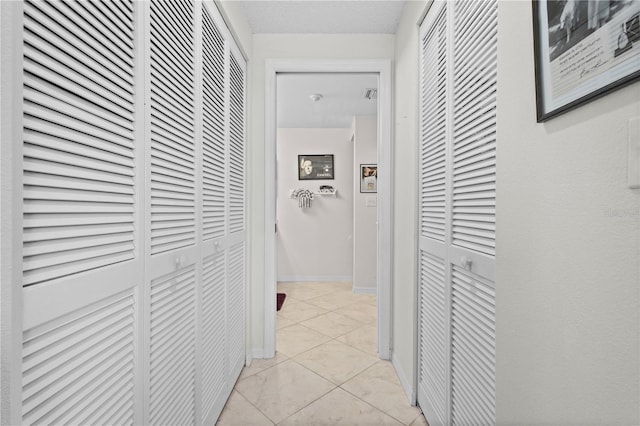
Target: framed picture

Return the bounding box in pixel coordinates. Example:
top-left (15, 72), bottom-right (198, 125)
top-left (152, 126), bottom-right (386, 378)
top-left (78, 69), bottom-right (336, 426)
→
top-left (360, 164), bottom-right (377, 193)
top-left (532, 0), bottom-right (640, 122)
top-left (298, 154), bottom-right (334, 180)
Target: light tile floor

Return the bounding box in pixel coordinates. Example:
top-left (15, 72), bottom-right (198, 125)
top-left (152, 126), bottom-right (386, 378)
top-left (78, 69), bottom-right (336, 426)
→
top-left (217, 281), bottom-right (429, 426)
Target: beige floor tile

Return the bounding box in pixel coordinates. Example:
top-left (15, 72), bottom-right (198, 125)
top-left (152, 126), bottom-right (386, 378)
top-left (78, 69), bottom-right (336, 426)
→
top-left (238, 352), bottom-right (288, 380)
top-left (278, 387), bottom-right (402, 426)
top-left (306, 291), bottom-right (363, 311)
top-left (410, 413), bottom-right (429, 426)
top-left (335, 302), bottom-right (377, 323)
top-left (300, 311), bottom-right (364, 338)
top-left (359, 293), bottom-right (377, 306)
top-left (336, 325), bottom-right (378, 356)
top-left (277, 324), bottom-right (332, 357)
top-left (342, 361), bottom-right (421, 425)
top-left (216, 391), bottom-right (274, 426)
top-left (276, 315), bottom-right (296, 329)
top-left (278, 300), bottom-right (329, 323)
top-left (279, 285), bottom-right (334, 301)
top-left (234, 360), bottom-right (335, 424)
top-left (294, 340), bottom-right (379, 385)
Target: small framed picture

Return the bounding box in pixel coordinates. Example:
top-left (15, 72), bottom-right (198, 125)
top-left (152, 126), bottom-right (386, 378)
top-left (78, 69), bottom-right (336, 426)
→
top-left (532, 0), bottom-right (640, 121)
top-left (298, 154), bottom-right (334, 180)
top-left (360, 164), bottom-right (377, 193)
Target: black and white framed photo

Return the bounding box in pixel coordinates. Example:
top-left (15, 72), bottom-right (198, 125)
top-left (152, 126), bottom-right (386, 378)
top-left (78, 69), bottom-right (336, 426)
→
top-left (532, 0), bottom-right (640, 121)
top-left (298, 154), bottom-right (334, 180)
top-left (360, 164), bottom-right (377, 193)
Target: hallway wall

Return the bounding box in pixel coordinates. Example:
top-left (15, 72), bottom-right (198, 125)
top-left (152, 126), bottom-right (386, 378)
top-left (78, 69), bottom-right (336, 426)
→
top-left (247, 34), bottom-right (394, 354)
top-left (391, 0), bottom-right (425, 402)
top-left (496, 2), bottom-right (640, 424)
top-left (352, 115), bottom-right (378, 293)
top-left (276, 128), bottom-right (354, 282)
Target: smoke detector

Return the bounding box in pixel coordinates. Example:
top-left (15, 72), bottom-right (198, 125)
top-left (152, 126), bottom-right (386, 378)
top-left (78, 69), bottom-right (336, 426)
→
top-left (309, 93), bottom-right (323, 102)
top-left (362, 88), bottom-right (377, 100)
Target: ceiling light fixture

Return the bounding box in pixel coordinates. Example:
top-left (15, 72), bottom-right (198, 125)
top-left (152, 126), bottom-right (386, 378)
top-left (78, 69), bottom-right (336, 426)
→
top-left (362, 88), bottom-right (377, 100)
top-left (309, 93), bottom-right (323, 102)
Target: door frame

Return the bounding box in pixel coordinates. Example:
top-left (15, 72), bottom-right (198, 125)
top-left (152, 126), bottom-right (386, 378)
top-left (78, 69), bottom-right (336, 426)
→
top-left (263, 59), bottom-right (393, 359)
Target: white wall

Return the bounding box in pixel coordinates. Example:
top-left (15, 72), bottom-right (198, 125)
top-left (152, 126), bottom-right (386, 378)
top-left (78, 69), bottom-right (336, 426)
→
top-left (352, 116), bottom-right (378, 293)
top-left (248, 34), bottom-right (395, 353)
top-left (496, 2), bottom-right (640, 424)
top-left (391, 0), bottom-right (425, 401)
top-left (276, 128), bottom-right (354, 281)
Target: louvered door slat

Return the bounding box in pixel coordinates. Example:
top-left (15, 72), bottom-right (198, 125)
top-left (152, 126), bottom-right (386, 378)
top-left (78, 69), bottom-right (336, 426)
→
top-left (452, 0), bottom-right (497, 257)
top-left (149, 267), bottom-right (196, 426)
top-left (228, 54), bottom-right (245, 235)
top-left (202, 252), bottom-right (227, 420)
top-left (420, 5), bottom-right (447, 242)
top-left (22, 289), bottom-right (136, 425)
top-left (24, 2), bottom-right (134, 88)
top-left (202, 6), bottom-right (227, 241)
top-left (451, 265), bottom-right (496, 426)
top-left (23, 0), bottom-right (136, 287)
top-left (149, 0), bottom-right (196, 255)
top-left (418, 252), bottom-right (447, 425)
top-left (227, 242), bottom-right (245, 378)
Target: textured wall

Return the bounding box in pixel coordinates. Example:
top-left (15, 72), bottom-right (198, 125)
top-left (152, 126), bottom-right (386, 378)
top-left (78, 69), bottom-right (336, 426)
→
top-left (495, 1), bottom-right (640, 423)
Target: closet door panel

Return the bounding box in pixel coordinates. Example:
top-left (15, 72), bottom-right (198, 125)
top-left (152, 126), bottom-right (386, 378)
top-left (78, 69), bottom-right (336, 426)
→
top-left (450, 1), bottom-right (497, 424)
top-left (417, 2), bottom-right (449, 425)
top-left (147, 0), bottom-right (198, 424)
top-left (20, 1), bottom-right (141, 425)
top-left (201, 251), bottom-right (227, 422)
top-left (226, 50), bottom-right (246, 384)
top-left (418, 252), bottom-right (448, 426)
top-left (200, 4), bottom-right (230, 422)
top-left (148, 267), bottom-right (197, 426)
top-left (149, 0), bottom-right (196, 256)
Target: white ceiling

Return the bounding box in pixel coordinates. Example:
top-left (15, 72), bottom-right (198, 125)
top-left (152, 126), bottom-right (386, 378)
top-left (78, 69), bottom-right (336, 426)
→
top-left (244, 1), bottom-right (398, 128)
top-left (241, 1), bottom-right (405, 34)
top-left (277, 73), bottom-right (378, 128)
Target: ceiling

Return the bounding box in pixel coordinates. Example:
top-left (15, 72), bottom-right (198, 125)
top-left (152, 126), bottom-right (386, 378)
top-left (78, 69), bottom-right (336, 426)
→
top-left (240, 1), bottom-right (405, 34)
top-left (277, 73), bottom-right (378, 128)
top-left (243, 1), bottom-right (400, 128)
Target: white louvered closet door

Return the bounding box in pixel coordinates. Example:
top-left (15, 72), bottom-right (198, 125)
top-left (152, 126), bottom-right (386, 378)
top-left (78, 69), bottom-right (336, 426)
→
top-left (226, 45), bottom-right (247, 387)
top-left (200, 3), bottom-right (229, 424)
top-left (21, 1), bottom-right (142, 425)
top-left (145, 0), bottom-right (198, 424)
top-left (418, 1), bottom-right (497, 425)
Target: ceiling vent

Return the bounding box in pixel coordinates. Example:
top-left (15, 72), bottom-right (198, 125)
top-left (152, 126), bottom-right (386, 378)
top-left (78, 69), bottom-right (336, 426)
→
top-left (362, 88), bottom-right (377, 100)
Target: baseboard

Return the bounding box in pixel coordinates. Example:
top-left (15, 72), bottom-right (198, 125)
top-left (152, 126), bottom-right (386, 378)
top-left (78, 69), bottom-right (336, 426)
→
top-left (277, 275), bottom-right (352, 282)
top-left (392, 355), bottom-right (417, 406)
top-left (353, 286), bottom-right (376, 294)
top-left (251, 348), bottom-right (265, 360)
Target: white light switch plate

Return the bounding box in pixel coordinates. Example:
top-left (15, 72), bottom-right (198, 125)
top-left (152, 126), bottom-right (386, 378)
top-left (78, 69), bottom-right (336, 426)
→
top-left (365, 196), bottom-right (377, 207)
top-left (629, 117), bottom-right (640, 189)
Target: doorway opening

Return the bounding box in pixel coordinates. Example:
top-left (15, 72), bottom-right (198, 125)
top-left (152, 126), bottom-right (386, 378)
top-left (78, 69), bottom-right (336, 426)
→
top-left (263, 60), bottom-right (393, 360)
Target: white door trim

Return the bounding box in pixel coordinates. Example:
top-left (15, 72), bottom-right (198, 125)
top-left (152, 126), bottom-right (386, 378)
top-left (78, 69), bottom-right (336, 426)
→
top-left (263, 59), bottom-right (393, 359)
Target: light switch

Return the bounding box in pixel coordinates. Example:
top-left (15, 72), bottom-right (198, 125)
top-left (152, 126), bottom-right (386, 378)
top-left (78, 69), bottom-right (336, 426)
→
top-left (629, 117), bottom-right (640, 189)
top-left (365, 196), bottom-right (377, 207)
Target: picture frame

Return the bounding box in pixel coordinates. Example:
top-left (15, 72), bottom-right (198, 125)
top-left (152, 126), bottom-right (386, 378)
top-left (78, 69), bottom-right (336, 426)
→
top-left (532, 0), bottom-right (640, 122)
top-left (298, 154), bottom-right (334, 180)
top-left (360, 164), bottom-right (377, 193)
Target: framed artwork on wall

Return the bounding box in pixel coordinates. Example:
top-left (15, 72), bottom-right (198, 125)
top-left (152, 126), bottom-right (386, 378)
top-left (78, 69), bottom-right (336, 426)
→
top-left (298, 154), bottom-right (334, 180)
top-left (532, 0), bottom-right (640, 122)
top-left (360, 164), bottom-right (377, 193)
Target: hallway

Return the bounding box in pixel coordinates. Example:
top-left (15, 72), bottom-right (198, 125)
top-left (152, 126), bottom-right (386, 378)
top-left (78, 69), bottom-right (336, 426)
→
top-left (217, 282), bottom-right (428, 425)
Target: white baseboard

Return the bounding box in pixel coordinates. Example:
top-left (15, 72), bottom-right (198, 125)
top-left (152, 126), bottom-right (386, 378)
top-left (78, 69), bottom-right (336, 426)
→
top-left (392, 355), bottom-right (417, 406)
top-left (353, 286), bottom-right (376, 294)
top-left (277, 275), bottom-right (352, 282)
